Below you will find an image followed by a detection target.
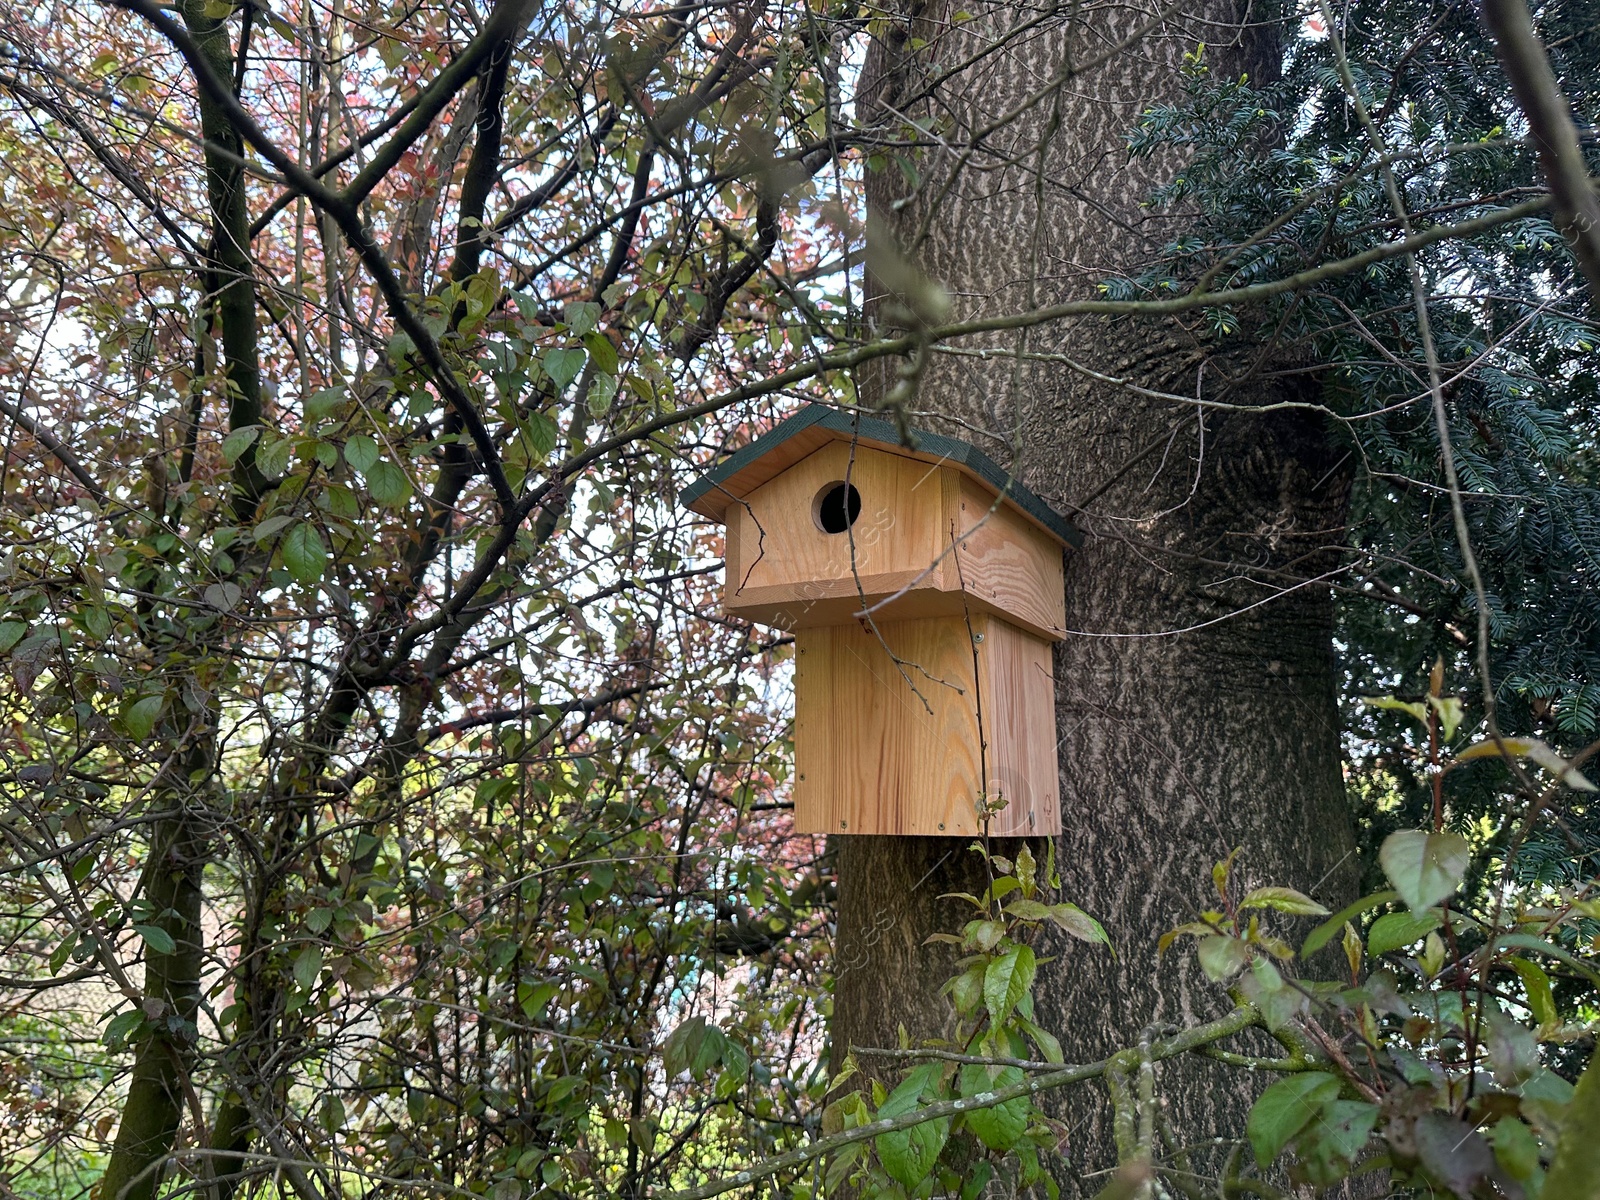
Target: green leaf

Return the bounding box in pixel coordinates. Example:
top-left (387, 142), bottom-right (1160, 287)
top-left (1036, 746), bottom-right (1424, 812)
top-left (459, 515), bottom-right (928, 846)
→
top-left (475, 777), bottom-right (517, 809)
top-left (544, 348), bottom-right (586, 391)
top-left (1301, 890), bottom-right (1398, 956)
top-left (366, 460), bottom-right (413, 507)
top-left (282, 524), bottom-right (328, 586)
top-left (1379, 829), bottom-right (1471, 912)
top-left (662, 1016), bottom-right (707, 1079)
top-left (959, 1063), bottom-right (1029, 1150)
top-left (0, 621), bottom-right (26, 654)
top-left (983, 944), bottom-right (1036, 1028)
top-left (1485, 1005), bottom-right (1539, 1087)
top-left (1239, 956), bottom-right (1305, 1032)
top-left (1456, 736), bottom-right (1597, 791)
top-left (715, 1040), bottom-right (748, 1098)
top-left (103, 1009), bottom-right (144, 1051)
top-left (523, 413), bottom-right (558, 459)
top-left (49, 934), bottom-right (77, 974)
top-left (1018, 1016), bottom-right (1063, 1064)
top-left (962, 919), bottom-right (1006, 952)
top-left (563, 301), bottom-right (600, 335)
top-left (1489, 1118), bottom-right (1542, 1184)
top-left (1015, 844), bottom-right (1036, 897)
top-left (255, 433), bottom-right (292, 478)
top-left (514, 981), bottom-right (555, 1022)
top-left (1240, 886), bottom-right (1329, 916)
top-left (293, 946), bottom-right (323, 992)
top-left (1367, 909), bottom-right (1442, 955)
top-left (1508, 956), bottom-right (1558, 1031)
top-left (1044, 902), bottom-right (1112, 950)
top-left (344, 434), bottom-right (380, 474)
top-left (985, 876), bottom-right (1020, 902)
top-left (1197, 935), bottom-right (1250, 981)
top-left (134, 924), bottom-right (176, 955)
top-left (1496, 933), bottom-right (1600, 988)
top-left (305, 387), bottom-right (346, 421)
top-left (947, 963), bottom-right (984, 1016)
top-left (586, 372), bottom-right (619, 417)
top-left (1414, 1114), bottom-right (1501, 1197)
top-left (960, 1162), bottom-right (996, 1200)
top-left (122, 695), bottom-right (164, 741)
top-left (82, 605), bottom-right (112, 641)
top-left (1212, 847), bottom-right (1240, 899)
top-left (824, 1142), bottom-right (864, 1193)
top-left (689, 1025), bottom-right (727, 1078)
top-left (874, 1068), bottom-right (948, 1189)
top-left (1428, 695), bottom-right (1464, 740)
top-left (1363, 695), bottom-right (1428, 724)
top-left (204, 582), bottom-right (242, 612)
top-left (1246, 1071), bottom-right (1341, 1167)
top-left (1005, 898), bottom-right (1052, 921)
top-left (1298, 1099), bottom-right (1379, 1169)
top-left (221, 424), bottom-right (261, 463)
top-left (582, 330), bottom-right (618, 376)
top-left (253, 514), bottom-right (293, 544)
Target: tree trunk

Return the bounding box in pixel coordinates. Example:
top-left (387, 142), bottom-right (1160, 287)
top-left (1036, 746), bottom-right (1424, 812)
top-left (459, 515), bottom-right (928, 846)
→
top-left (99, 770), bottom-right (208, 1200)
top-left (834, 1), bottom-right (1360, 1184)
top-left (101, 8), bottom-right (257, 1195)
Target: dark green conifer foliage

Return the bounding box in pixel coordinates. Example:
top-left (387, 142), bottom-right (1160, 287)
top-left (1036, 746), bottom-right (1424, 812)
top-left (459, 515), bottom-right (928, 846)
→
top-left (1126, 3), bottom-right (1600, 892)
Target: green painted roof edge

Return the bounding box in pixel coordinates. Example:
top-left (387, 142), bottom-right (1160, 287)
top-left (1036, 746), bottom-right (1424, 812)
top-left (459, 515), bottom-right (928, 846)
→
top-left (679, 404), bottom-right (1081, 547)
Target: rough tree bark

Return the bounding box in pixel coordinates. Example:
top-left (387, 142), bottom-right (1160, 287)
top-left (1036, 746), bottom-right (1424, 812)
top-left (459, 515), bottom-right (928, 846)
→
top-left (833, 0), bottom-right (1361, 1184)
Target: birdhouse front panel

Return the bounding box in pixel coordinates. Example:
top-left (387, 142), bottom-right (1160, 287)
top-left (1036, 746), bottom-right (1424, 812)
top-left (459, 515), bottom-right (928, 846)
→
top-left (793, 612), bottom-right (1061, 837)
top-left (722, 441), bottom-right (946, 628)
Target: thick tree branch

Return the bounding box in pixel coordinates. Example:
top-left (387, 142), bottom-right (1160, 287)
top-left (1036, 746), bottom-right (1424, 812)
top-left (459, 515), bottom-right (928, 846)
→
top-left (106, 0), bottom-right (523, 511)
top-left (0, 396), bottom-right (108, 506)
top-left (1482, 0), bottom-right (1600, 296)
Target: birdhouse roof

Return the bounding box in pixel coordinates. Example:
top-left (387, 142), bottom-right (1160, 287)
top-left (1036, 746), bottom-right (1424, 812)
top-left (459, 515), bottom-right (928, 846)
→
top-left (680, 405), bottom-right (1080, 546)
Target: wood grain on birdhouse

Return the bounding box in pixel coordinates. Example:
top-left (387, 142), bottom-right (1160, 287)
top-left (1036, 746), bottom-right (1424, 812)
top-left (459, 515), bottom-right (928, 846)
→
top-left (792, 613), bottom-right (1059, 837)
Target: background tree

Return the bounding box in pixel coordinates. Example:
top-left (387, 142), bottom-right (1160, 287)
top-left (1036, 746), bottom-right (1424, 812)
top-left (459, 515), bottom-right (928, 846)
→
top-left (0, 2), bottom-right (848, 1195)
top-left (836, 0), bottom-right (1361, 1175)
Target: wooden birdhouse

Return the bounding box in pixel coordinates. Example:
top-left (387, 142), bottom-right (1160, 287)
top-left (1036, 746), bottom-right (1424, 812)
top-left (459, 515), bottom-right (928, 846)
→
top-left (682, 406), bottom-right (1079, 837)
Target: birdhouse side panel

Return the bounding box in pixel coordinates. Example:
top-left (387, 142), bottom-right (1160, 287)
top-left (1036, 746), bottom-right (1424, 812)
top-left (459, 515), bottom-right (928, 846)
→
top-left (792, 617), bottom-right (986, 836)
top-left (944, 476), bottom-right (1068, 642)
top-left (727, 443), bottom-right (946, 616)
top-left (978, 618), bottom-right (1062, 837)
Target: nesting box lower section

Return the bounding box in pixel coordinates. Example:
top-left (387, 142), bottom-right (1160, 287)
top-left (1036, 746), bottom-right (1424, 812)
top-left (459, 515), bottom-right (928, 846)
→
top-left (792, 614), bottom-right (1061, 837)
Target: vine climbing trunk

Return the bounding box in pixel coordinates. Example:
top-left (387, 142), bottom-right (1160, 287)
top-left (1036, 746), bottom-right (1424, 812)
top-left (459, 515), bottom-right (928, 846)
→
top-left (833, 1), bottom-right (1361, 1185)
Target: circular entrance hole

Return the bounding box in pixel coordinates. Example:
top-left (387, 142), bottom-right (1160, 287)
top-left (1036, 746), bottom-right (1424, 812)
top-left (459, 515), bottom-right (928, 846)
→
top-left (812, 481), bottom-right (862, 534)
